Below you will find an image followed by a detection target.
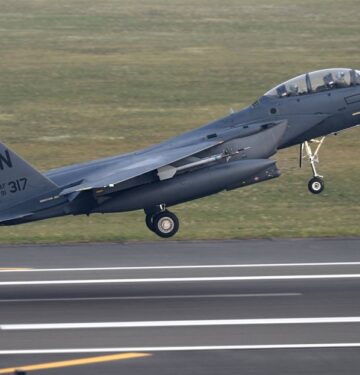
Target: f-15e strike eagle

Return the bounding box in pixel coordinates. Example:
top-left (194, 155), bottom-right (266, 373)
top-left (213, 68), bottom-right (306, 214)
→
top-left (0, 68), bottom-right (359, 237)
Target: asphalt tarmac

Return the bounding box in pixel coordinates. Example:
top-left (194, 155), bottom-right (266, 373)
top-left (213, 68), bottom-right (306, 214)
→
top-left (0, 238), bottom-right (359, 374)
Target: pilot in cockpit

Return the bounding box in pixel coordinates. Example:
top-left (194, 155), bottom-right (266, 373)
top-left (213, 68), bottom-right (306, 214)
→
top-left (334, 71), bottom-right (348, 88)
top-left (323, 72), bottom-right (335, 89)
top-left (288, 83), bottom-right (299, 96)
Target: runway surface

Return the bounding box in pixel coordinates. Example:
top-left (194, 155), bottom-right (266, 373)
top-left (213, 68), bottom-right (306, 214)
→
top-left (0, 238), bottom-right (359, 374)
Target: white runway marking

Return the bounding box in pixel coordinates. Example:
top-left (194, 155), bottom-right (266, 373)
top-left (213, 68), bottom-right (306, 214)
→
top-left (2, 317), bottom-right (360, 330)
top-left (1, 343), bottom-right (360, 355)
top-left (1, 262), bottom-right (360, 272)
top-left (1, 274), bottom-right (360, 286)
top-left (0, 293), bottom-right (301, 303)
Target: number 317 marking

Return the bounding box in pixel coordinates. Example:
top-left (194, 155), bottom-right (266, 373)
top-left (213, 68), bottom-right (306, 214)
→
top-left (8, 178), bottom-right (27, 193)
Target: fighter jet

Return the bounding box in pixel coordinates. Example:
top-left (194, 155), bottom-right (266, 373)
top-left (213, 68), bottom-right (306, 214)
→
top-left (0, 68), bottom-right (359, 237)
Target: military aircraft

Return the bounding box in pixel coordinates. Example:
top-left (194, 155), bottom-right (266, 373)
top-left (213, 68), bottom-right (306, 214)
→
top-left (0, 68), bottom-right (359, 237)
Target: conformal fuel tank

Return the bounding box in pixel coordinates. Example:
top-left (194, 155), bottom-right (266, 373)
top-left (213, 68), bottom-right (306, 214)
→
top-left (95, 159), bottom-right (280, 213)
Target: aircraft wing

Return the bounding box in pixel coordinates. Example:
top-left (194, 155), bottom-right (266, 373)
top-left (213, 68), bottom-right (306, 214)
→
top-left (59, 139), bottom-right (223, 196)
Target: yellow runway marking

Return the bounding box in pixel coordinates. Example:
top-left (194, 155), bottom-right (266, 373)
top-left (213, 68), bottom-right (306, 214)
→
top-left (0, 352), bottom-right (150, 373)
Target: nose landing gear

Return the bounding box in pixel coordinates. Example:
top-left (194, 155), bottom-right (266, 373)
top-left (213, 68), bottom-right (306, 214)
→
top-left (300, 137), bottom-right (326, 194)
top-left (145, 207), bottom-right (179, 238)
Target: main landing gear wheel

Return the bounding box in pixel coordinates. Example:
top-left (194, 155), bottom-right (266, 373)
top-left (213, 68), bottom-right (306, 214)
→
top-left (152, 211), bottom-right (179, 238)
top-left (308, 176), bottom-right (325, 194)
top-left (145, 214), bottom-right (155, 232)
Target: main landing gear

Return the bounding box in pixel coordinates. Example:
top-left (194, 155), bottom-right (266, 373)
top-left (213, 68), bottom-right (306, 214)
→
top-left (300, 137), bottom-right (325, 194)
top-left (145, 206), bottom-right (179, 238)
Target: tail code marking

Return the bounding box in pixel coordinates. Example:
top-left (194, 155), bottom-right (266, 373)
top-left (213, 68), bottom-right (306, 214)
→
top-left (0, 151), bottom-right (12, 170)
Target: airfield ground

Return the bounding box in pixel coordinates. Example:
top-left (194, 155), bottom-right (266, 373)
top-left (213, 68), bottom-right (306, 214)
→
top-left (1, 239), bottom-right (360, 375)
top-left (0, 0), bottom-right (359, 242)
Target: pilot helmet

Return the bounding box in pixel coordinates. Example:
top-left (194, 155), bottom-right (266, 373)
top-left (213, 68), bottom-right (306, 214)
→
top-left (288, 83), bottom-right (299, 95)
top-left (335, 71), bottom-right (345, 81)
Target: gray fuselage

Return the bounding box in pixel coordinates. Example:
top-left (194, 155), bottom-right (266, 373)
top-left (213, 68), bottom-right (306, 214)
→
top-left (3, 68), bottom-right (360, 226)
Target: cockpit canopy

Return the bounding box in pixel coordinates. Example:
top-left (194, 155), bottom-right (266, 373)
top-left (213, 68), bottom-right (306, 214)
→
top-left (265, 68), bottom-right (360, 98)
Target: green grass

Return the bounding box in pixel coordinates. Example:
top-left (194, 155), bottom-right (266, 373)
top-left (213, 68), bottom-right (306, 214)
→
top-left (0, 0), bottom-right (359, 242)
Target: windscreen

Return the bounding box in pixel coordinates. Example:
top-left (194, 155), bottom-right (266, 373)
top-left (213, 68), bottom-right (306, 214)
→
top-left (265, 74), bottom-right (308, 98)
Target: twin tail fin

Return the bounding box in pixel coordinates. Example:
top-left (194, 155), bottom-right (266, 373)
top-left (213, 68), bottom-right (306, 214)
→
top-left (0, 142), bottom-right (58, 211)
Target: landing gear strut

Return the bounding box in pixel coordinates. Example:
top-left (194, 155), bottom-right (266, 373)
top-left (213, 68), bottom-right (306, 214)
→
top-left (300, 137), bottom-right (325, 194)
top-left (145, 207), bottom-right (179, 238)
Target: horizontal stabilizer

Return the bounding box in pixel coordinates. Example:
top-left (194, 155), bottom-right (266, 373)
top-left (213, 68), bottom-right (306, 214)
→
top-left (0, 211), bottom-right (33, 224)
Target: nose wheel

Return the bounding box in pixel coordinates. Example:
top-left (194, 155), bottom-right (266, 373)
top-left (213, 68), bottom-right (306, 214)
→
top-left (300, 137), bottom-right (326, 194)
top-left (308, 176), bottom-right (325, 194)
top-left (145, 209), bottom-right (179, 238)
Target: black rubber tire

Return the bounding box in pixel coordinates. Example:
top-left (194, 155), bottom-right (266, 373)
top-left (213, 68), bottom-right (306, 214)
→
top-left (153, 211), bottom-right (179, 238)
top-left (145, 214), bottom-right (155, 232)
top-left (308, 176), bottom-right (325, 194)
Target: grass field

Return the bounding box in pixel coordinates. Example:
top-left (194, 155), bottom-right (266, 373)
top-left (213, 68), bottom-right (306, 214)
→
top-left (0, 0), bottom-right (359, 242)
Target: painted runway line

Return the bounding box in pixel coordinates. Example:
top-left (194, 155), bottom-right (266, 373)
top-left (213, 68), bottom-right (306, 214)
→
top-left (2, 343), bottom-right (360, 355)
top-left (1, 262), bottom-right (360, 272)
top-left (1, 274), bottom-right (360, 286)
top-left (0, 352), bottom-right (150, 374)
top-left (0, 268), bottom-right (31, 272)
top-left (0, 293), bottom-right (302, 303)
top-left (2, 316), bottom-right (360, 330)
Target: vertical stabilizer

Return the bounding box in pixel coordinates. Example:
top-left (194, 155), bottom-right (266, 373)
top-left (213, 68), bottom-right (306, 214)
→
top-left (0, 142), bottom-right (57, 211)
